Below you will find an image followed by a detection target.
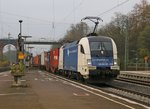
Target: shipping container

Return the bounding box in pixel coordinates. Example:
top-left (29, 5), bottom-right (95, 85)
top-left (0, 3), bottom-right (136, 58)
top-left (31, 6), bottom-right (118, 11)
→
top-left (45, 51), bottom-right (50, 71)
top-left (50, 48), bottom-right (59, 73)
top-left (40, 51), bottom-right (47, 70)
top-left (33, 55), bottom-right (41, 67)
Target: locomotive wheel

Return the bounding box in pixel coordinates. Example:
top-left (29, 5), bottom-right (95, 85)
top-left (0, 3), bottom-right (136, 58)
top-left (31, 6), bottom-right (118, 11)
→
top-left (67, 71), bottom-right (71, 79)
top-left (83, 78), bottom-right (89, 84)
top-left (77, 73), bottom-right (84, 82)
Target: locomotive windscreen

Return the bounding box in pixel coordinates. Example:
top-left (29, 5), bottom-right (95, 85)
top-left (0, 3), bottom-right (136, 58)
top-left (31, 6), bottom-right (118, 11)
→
top-left (89, 41), bottom-right (113, 57)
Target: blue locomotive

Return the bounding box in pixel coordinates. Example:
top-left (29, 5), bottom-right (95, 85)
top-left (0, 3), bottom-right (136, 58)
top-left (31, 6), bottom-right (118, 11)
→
top-left (58, 35), bottom-right (120, 83)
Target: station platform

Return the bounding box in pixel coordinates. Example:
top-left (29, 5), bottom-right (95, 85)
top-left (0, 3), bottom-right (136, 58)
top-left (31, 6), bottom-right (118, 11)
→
top-left (0, 70), bottom-right (146, 109)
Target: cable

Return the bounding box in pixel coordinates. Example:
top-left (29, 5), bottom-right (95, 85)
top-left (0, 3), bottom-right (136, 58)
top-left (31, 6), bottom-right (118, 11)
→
top-left (52, 0), bottom-right (56, 38)
top-left (1, 11), bottom-right (52, 22)
top-left (97, 0), bottom-right (130, 16)
top-left (60, 0), bottom-right (84, 23)
top-left (1, 10), bottom-right (75, 26)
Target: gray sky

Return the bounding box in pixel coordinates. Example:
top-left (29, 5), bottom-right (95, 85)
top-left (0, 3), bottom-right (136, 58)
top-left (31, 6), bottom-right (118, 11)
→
top-left (0, 0), bottom-right (143, 55)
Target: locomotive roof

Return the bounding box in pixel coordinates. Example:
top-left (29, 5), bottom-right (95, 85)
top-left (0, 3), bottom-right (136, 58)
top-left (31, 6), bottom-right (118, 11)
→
top-left (87, 36), bottom-right (112, 42)
top-left (63, 36), bottom-right (112, 48)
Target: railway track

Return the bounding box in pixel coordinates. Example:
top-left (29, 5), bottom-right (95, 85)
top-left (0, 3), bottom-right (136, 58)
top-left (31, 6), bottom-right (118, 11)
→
top-left (0, 67), bottom-right (10, 72)
top-left (116, 77), bottom-right (150, 87)
top-left (43, 71), bottom-right (150, 107)
top-left (105, 80), bottom-right (150, 105)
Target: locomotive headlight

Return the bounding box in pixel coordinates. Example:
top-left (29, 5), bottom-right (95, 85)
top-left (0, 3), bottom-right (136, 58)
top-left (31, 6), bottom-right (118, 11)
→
top-left (114, 59), bottom-right (118, 65)
top-left (87, 59), bottom-right (91, 65)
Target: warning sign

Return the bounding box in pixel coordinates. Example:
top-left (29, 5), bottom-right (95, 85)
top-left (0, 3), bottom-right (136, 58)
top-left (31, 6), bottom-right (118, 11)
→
top-left (18, 52), bottom-right (25, 59)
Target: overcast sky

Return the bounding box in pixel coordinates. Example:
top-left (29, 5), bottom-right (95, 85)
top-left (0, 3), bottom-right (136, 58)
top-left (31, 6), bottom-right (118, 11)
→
top-left (1, 0), bottom-right (143, 54)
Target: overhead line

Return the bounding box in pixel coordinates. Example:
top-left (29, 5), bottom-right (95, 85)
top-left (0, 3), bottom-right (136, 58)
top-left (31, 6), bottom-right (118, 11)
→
top-left (60, 0), bottom-right (84, 23)
top-left (1, 11), bottom-right (51, 22)
top-left (97, 0), bottom-right (130, 16)
top-left (0, 11), bottom-right (72, 24)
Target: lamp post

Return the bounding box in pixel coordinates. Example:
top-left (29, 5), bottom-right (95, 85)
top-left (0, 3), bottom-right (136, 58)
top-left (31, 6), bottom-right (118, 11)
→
top-left (130, 50), bottom-right (138, 71)
top-left (18, 20), bottom-right (23, 54)
top-left (19, 20), bottom-right (23, 36)
top-left (18, 20), bottom-right (32, 61)
top-left (124, 17), bottom-right (129, 71)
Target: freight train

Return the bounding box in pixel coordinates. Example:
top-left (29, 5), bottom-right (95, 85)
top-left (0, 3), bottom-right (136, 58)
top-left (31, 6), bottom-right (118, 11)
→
top-left (32, 17), bottom-right (120, 83)
top-left (32, 35), bottom-right (120, 83)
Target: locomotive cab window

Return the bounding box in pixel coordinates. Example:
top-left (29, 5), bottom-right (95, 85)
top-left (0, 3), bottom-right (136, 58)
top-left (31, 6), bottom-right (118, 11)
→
top-left (80, 45), bottom-right (85, 54)
top-left (90, 41), bottom-right (112, 51)
top-left (90, 41), bottom-right (113, 57)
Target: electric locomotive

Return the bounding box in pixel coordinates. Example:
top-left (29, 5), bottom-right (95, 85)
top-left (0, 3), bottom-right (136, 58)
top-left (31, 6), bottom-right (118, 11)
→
top-left (58, 36), bottom-right (119, 83)
top-left (58, 17), bottom-right (119, 83)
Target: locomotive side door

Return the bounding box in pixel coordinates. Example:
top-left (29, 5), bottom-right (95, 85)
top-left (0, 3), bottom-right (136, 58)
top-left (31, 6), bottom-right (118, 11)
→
top-left (78, 44), bottom-right (87, 77)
